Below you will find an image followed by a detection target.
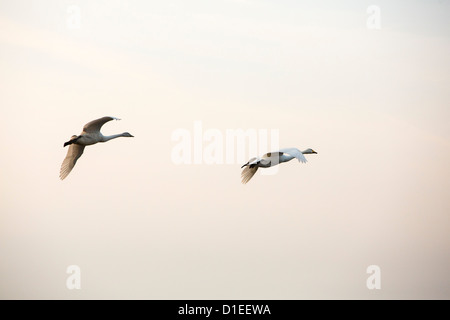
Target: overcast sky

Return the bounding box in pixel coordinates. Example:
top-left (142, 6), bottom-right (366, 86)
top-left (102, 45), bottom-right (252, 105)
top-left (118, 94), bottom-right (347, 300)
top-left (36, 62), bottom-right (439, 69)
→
top-left (0, 0), bottom-right (449, 299)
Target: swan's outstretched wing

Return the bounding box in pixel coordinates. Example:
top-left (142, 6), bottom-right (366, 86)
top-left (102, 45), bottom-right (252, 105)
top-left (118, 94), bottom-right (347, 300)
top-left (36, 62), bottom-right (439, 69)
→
top-left (241, 166), bottom-right (258, 184)
top-left (60, 144), bottom-right (85, 180)
top-left (83, 116), bottom-right (120, 133)
top-left (279, 148), bottom-right (307, 163)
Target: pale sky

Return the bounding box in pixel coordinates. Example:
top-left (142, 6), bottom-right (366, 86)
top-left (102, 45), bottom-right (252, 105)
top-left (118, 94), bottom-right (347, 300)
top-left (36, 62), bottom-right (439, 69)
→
top-left (0, 0), bottom-right (449, 299)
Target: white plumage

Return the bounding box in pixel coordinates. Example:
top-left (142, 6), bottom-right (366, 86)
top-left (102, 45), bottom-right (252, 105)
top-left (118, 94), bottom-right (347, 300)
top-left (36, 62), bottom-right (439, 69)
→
top-left (60, 116), bottom-right (134, 180)
top-left (241, 147), bottom-right (317, 184)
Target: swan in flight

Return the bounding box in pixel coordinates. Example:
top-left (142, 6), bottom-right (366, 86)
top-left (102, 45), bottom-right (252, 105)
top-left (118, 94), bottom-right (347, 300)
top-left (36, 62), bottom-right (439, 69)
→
top-left (241, 148), bottom-right (317, 184)
top-left (60, 116), bottom-right (134, 180)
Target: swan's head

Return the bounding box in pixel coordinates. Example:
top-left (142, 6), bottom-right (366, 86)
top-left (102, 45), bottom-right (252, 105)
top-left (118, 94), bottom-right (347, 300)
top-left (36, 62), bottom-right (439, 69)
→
top-left (303, 148), bottom-right (317, 154)
top-left (122, 132), bottom-right (134, 137)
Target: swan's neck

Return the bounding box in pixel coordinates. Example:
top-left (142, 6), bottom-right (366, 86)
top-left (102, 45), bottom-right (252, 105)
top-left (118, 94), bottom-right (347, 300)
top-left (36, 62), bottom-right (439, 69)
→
top-left (102, 133), bottom-right (125, 142)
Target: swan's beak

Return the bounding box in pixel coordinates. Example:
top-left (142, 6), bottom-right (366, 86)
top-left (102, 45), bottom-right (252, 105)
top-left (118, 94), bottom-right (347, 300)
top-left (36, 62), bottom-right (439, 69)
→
top-left (241, 163), bottom-right (248, 169)
top-left (63, 141), bottom-right (72, 147)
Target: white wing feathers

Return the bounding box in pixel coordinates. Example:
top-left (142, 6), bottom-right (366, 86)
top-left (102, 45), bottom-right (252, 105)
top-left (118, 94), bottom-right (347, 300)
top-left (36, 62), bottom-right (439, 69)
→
top-left (241, 166), bottom-right (258, 184)
top-left (59, 144), bottom-right (85, 180)
top-left (279, 148), bottom-right (307, 163)
top-left (83, 116), bottom-right (120, 133)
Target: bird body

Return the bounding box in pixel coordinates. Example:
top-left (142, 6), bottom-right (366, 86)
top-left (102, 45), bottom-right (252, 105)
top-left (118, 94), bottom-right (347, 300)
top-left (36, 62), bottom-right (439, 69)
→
top-left (60, 116), bottom-right (134, 180)
top-left (241, 147), bottom-right (317, 184)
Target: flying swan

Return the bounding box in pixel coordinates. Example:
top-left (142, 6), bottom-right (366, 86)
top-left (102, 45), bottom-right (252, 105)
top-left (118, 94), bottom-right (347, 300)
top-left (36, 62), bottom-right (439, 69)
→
top-left (59, 116), bottom-right (134, 180)
top-left (241, 148), bottom-right (317, 184)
